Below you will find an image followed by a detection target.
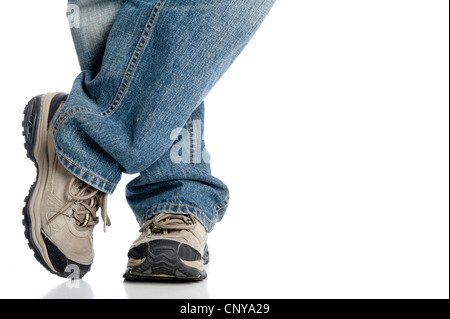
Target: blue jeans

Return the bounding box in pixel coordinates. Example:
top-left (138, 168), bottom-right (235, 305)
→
top-left (57, 0), bottom-right (275, 231)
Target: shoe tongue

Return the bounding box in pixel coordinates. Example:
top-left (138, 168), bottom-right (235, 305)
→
top-left (70, 180), bottom-right (98, 228)
top-left (71, 179), bottom-right (87, 195)
top-left (75, 210), bottom-right (96, 228)
top-left (150, 214), bottom-right (195, 234)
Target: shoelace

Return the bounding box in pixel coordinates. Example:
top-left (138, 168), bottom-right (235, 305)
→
top-left (140, 213), bottom-right (196, 234)
top-left (48, 177), bottom-right (111, 232)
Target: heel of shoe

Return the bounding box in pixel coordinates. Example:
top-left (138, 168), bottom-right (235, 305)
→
top-left (22, 95), bottom-right (43, 163)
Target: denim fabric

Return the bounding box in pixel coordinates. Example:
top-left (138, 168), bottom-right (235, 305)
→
top-left (57, 0), bottom-right (275, 230)
top-left (67, 0), bottom-right (126, 72)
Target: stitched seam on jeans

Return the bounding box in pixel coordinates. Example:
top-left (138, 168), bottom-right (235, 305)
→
top-left (214, 192), bottom-right (230, 222)
top-left (57, 151), bottom-right (118, 188)
top-left (186, 117), bottom-right (195, 164)
top-left (53, 0), bottom-right (167, 134)
top-left (53, 107), bottom-right (99, 135)
top-left (101, 0), bottom-right (166, 117)
top-left (141, 203), bottom-right (213, 226)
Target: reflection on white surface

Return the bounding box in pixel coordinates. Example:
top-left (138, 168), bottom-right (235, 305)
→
top-left (43, 280), bottom-right (94, 299)
top-left (41, 278), bottom-right (210, 299)
top-left (123, 280), bottom-right (210, 299)
top-left (38, 263), bottom-right (211, 299)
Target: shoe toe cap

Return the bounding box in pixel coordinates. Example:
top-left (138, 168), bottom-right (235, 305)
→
top-left (42, 230), bottom-right (92, 279)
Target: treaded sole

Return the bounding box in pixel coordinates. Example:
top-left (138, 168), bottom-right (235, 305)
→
top-left (22, 95), bottom-right (90, 279)
top-left (123, 241), bottom-right (209, 282)
top-left (21, 95), bottom-right (57, 276)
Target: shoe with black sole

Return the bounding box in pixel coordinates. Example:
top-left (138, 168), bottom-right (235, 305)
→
top-left (124, 213), bottom-right (209, 281)
top-left (22, 93), bottom-right (110, 278)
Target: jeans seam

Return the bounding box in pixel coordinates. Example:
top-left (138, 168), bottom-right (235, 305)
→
top-left (214, 191), bottom-right (230, 223)
top-left (57, 150), bottom-right (118, 188)
top-left (53, 0), bottom-right (167, 134)
top-left (140, 203), bottom-right (214, 227)
top-left (186, 117), bottom-right (195, 165)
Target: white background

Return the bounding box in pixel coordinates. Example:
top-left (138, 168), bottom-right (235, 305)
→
top-left (0, 0), bottom-right (448, 299)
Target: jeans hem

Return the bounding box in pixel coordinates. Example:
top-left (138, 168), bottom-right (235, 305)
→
top-left (140, 203), bottom-right (215, 233)
top-left (213, 192), bottom-right (230, 229)
top-left (56, 151), bottom-right (117, 194)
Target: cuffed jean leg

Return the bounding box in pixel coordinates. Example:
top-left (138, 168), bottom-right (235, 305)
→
top-left (54, 0), bottom-right (275, 216)
top-left (59, 0), bottom-right (126, 193)
top-left (126, 103), bottom-right (230, 232)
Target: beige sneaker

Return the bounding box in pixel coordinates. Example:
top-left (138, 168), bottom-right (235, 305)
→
top-left (22, 93), bottom-right (110, 278)
top-left (124, 213), bottom-right (209, 281)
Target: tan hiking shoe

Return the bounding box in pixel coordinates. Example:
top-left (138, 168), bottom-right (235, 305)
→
top-left (22, 93), bottom-right (110, 278)
top-left (124, 213), bottom-right (209, 281)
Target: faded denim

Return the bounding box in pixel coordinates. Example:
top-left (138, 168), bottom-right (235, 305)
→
top-left (57, 0), bottom-right (275, 230)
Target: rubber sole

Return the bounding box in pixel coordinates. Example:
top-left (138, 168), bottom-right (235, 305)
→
top-left (22, 95), bottom-right (53, 275)
top-left (22, 95), bottom-right (91, 279)
top-left (123, 240), bottom-right (209, 282)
